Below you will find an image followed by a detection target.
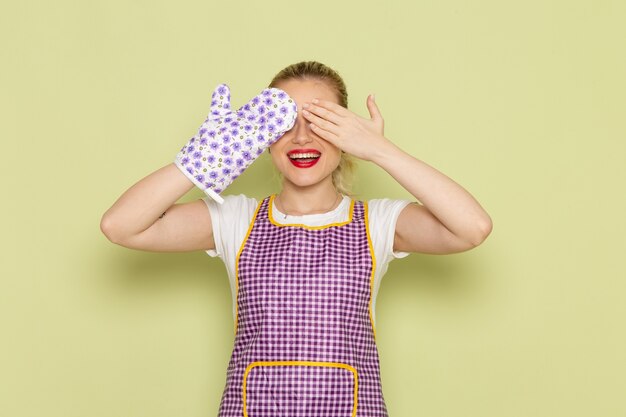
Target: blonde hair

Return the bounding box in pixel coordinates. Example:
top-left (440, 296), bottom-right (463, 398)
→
top-left (268, 61), bottom-right (356, 198)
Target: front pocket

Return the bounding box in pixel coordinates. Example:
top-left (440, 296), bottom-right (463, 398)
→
top-left (242, 360), bottom-right (358, 417)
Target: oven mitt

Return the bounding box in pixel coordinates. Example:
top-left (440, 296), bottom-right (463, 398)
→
top-left (174, 83), bottom-right (298, 204)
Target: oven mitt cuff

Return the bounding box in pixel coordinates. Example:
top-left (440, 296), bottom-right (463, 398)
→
top-left (174, 83), bottom-right (297, 204)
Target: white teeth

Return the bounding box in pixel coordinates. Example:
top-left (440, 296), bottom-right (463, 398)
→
top-left (288, 153), bottom-right (321, 159)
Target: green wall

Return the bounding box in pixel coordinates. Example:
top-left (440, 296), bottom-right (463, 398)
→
top-left (1, 0), bottom-right (624, 416)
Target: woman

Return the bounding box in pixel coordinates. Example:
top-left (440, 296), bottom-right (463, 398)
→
top-left (101, 61), bottom-right (492, 416)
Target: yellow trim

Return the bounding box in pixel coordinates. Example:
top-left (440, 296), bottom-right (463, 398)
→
top-left (267, 194), bottom-right (355, 229)
top-left (233, 199), bottom-right (264, 335)
top-left (242, 361), bottom-right (358, 417)
top-left (363, 201), bottom-right (378, 341)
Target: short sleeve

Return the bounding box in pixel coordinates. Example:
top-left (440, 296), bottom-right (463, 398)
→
top-left (202, 194), bottom-right (258, 259)
top-left (366, 198), bottom-right (414, 311)
top-left (367, 198), bottom-right (414, 263)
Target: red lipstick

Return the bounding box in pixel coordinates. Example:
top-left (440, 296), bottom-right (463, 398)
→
top-left (287, 148), bottom-right (321, 169)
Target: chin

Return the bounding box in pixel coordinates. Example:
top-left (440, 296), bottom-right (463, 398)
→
top-left (285, 177), bottom-right (322, 188)
top-left (283, 172), bottom-right (332, 188)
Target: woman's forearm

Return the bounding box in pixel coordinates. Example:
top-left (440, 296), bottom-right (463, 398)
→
top-left (100, 163), bottom-right (195, 242)
top-left (372, 140), bottom-right (492, 243)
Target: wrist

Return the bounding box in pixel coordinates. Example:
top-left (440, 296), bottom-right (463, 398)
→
top-left (370, 138), bottom-right (403, 167)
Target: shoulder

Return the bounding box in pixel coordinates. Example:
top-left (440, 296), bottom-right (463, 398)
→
top-left (365, 197), bottom-right (414, 220)
top-left (202, 193), bottom-right (260, 221)
top-left (364, 197), bottom-right (415, 259)
top-left (201, 194), bottom-right (261, 258)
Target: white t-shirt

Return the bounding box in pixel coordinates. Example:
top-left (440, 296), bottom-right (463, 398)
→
top-left (203, 194), bottom-right (413, 327)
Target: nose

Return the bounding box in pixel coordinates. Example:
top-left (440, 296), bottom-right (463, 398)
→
top-left (290, 110), bottom-right (313, 145)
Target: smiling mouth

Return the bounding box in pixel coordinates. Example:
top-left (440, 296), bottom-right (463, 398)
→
top-left (287, 150), bottom-right (321, 168)
top-left (288, 152), bottom-right (321, 163)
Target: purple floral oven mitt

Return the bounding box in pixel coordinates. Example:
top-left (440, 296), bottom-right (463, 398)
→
top-left (174, 83), bottom-right (297, 204)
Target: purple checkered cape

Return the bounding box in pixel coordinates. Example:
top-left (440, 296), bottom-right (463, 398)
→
top-left (218, 195), bottom-right (389, 417)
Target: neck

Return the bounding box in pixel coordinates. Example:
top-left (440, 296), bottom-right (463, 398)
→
top-left (276, 178), bottom-right (342, 216)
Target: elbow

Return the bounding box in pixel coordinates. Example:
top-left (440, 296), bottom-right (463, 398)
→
top-left (100, 214), bottom-right (124, 245)
top-left (459, 216), bottom-right (493, 248)
top-left (469, 217), bottom-right (493, 247)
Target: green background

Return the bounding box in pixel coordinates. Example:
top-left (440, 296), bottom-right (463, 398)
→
top-left (1, 0), bottom-right (624, 416)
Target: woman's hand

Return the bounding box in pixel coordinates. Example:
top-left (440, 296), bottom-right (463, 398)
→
top-left (301, 94), bottom-right (392, 162)
top-left (303, 93), bottom-right (493, 252)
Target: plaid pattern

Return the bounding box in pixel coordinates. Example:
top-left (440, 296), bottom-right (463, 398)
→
top-left (244, 362), bottom-right (356, 416)
top-left (218, 196), bottom-right (389, 416)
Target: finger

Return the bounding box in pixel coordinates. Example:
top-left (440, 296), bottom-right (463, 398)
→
top-left (302, 108), bottom-right (341, 135)
top-left (366, 94), bottom-right (383, 122)
top-left (309, 122), bottom-right (340, 145)
top-left (311, 98), bottom-right (351, 117)
top-left (303, 103), bottom-right (343, 126)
